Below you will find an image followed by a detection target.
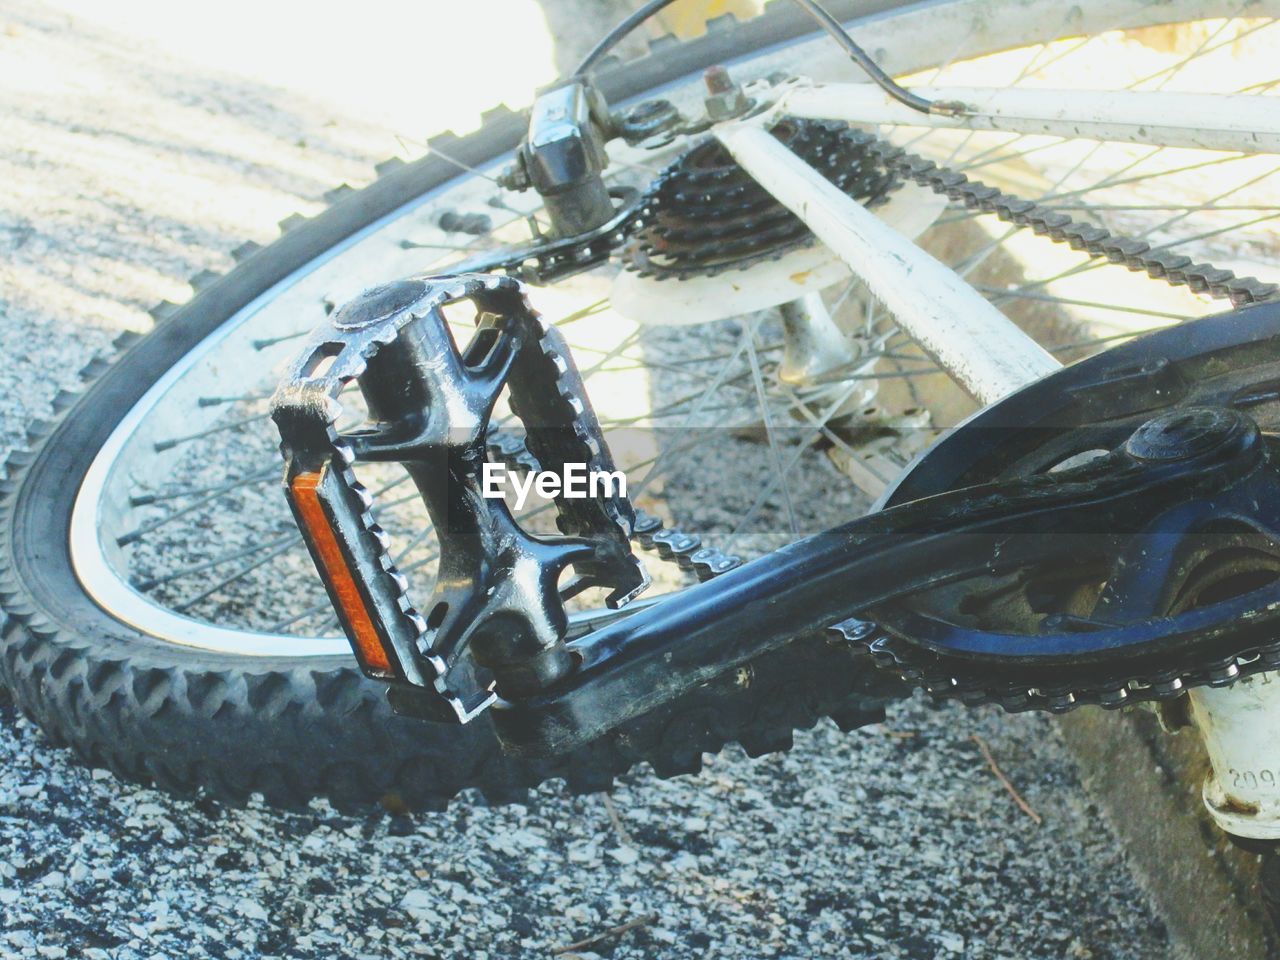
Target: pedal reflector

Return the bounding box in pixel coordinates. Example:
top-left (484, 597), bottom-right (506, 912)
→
top-left (288, 470), bottom-right (393, 676)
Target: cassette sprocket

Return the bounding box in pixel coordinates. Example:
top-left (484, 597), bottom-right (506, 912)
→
top-left (621, 118), bottom-right (898, 280)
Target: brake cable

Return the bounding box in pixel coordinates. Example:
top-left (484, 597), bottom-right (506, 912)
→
top-left (573, 0), bottom-right (960, 116)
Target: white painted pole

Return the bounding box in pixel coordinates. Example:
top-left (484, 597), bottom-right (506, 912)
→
top-left (1192, 677), bottom-right (1280, 839)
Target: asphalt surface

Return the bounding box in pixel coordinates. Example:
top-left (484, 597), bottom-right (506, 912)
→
top-left (0, 2), bottom-right (1175, 958)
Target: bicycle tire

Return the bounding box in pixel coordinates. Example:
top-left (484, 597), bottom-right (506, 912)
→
top-left (0, 1), bottom-right (910, 811)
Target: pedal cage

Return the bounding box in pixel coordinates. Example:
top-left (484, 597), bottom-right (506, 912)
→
top-left (271, 274), bottom-right (649, 723)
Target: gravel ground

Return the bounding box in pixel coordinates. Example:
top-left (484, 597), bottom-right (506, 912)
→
top-left (0, 2), bottom-right (1176, 958)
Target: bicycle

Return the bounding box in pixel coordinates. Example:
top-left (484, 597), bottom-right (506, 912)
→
top-left (3, 0), bottom-right (1280, 937)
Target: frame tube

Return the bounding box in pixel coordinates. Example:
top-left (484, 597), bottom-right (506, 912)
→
top-left (785, 84), bottom-right (1280, 155)
top-left (714, 121), bottom-right (1058, 404)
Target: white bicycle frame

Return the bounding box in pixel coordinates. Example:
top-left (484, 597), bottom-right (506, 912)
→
top-left (711, 79), bottom-right (1280, 839)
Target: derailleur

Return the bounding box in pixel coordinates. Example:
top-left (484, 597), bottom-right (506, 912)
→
top-left (494, 76), bottom-right (707, 241)
top-left (460, 70), bottom-right (769, 283)
top-left (274, 276), bottom-right (1280, 762)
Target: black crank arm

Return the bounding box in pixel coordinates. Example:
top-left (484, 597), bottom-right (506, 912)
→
top-left (493, 406), bottom-right (1268, 755)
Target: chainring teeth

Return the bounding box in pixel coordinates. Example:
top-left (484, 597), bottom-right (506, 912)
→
top-left (855, 619), bottom-right (1280, 716)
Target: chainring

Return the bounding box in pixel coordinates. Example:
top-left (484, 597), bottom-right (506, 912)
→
top-left (860, 300), bottom-right (1280, 713)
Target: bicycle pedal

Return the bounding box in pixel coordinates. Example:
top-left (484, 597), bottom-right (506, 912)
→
top-left (272, 274), bottom-right (648, 723)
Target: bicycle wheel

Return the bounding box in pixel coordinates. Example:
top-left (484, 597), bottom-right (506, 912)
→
top-left (2, 0), bottom-right (1277, 810)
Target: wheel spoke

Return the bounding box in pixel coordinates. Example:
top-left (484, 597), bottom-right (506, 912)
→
top-left (133, 532), bottom-right (299, 591)
top-left (152, 412), bottom-right (271, 452)
top-left (727, 377), bottom-right (868, 540)
top-left (743, 319), bottom-right (800, 536)
top-left (267, 598), bottom-right (335, 634)
top-left (628, 327), bottom-right (755, 500)
top-left (118, 469), bottom-right (279, 545)
top-left (1129, 14), bottom-right (1277, 90)
top-left (173, 538), bottom-right (299, 613)
top-left (129, 466), bottom-right (277, 507)
top-left (970, 285), bottom-right (1198, 323)
top-left (197, 391), bottom-right (274, 408)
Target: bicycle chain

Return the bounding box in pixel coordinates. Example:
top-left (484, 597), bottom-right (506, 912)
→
top-left (480, 120), bottom-right (1278, 305)
top-left (832, 616), bottom-right (1280, 715)
top-left (485, 430), bottom-right (744, 582)
top-left (869, 141), bottom-right (1279, 308)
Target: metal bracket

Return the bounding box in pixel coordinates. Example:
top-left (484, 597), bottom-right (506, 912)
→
top-left (500, 80), bottom-right (617, 238)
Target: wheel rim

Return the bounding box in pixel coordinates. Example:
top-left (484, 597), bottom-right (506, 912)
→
top-left (69, 0), bottom-right (1280, 656)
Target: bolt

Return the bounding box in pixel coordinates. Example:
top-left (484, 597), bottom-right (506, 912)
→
top-left (704, 65), bottom-right (734, 95)
top-left (703, 65), bottom-right (750, 122)
top-left (496, 157), bottom-right (531, 192)
top-left (1123, 407), bottom-right (1252, 462)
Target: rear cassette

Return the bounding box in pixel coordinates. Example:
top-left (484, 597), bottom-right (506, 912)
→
top-left (623, 118), bottom-right (898, 280)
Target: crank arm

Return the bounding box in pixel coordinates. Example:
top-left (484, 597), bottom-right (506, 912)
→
top-left (494, 406), bottom-right (1273, 755)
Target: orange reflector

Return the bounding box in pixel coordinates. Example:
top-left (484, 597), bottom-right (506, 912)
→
top-left (289, 471), bottom-right (394, 676)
